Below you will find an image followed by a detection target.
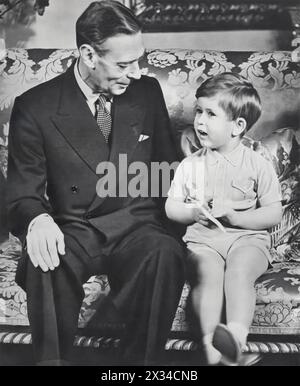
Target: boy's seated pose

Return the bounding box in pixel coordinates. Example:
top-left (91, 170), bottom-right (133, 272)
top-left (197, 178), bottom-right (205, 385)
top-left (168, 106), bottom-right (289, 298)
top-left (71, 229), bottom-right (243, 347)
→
top-left (165, 73), bottom-right (283, 366)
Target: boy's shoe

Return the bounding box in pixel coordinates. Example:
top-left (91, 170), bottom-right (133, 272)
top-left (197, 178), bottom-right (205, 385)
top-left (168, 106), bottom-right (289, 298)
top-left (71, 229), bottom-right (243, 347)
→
top-left (239, 353), bottom-right (262, 366)
top-left (212, 324), bottom-right (242, 366)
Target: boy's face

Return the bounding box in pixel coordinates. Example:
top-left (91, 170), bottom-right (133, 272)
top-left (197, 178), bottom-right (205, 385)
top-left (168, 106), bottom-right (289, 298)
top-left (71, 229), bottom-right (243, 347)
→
top-left (194, 95), bottom-right (240, 154)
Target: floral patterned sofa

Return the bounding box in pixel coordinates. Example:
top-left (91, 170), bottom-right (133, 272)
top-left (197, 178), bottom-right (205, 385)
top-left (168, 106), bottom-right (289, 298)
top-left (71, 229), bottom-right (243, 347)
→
top-left (0, 48), bottom-right (300, 360)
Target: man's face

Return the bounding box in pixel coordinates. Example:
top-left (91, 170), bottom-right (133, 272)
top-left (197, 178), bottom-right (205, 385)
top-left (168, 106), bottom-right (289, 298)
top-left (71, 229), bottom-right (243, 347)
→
top-left (89, 32), bottom-right (145, 97)
top-left (194, 96), bottom-right (237, 154)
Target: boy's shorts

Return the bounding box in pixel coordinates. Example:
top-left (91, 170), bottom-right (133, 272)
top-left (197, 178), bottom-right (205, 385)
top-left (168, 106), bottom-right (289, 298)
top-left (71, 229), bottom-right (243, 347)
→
top-left (183, 223), bottom-right (272, 264)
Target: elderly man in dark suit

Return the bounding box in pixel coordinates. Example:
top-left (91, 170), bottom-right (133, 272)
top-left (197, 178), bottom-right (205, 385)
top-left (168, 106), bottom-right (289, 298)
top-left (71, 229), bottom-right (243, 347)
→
top-left (7, 1), bottom-right (185, 366)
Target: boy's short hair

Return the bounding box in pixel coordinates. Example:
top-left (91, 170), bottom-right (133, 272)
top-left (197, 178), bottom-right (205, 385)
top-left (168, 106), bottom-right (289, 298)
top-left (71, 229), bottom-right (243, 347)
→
top-left (195, 72), bottom-right (262, 131)
top-left (76, 0), bottom-right (142, 56)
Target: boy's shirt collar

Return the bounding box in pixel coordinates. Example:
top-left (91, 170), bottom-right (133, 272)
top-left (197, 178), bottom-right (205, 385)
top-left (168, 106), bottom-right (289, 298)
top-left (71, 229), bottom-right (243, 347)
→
top-left (206, 142), bottom-right (244, 167)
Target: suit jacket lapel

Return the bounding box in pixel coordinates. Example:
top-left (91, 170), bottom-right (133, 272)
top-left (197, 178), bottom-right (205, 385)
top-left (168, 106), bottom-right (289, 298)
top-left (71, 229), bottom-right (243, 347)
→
top-left (110, 87), bottom-right (145, 168)
top-left (88, 84), bottom-right (145, 212)
top-left (51, 65), bottom-right (109, 174)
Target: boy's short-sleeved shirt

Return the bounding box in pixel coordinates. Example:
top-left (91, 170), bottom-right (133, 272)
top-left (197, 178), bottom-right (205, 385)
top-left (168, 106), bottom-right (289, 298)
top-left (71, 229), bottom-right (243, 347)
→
top-left (168, 142), bottom-right (282, 215)
top-left (167, 143), bottom-right (282, 260)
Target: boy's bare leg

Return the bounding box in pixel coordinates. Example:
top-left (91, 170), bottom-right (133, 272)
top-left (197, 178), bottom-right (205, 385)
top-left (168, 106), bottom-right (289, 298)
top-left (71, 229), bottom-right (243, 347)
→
top-left (188, 246), bottom-right (225, 364)
top-left (225, 246), bottom-right (268, 347)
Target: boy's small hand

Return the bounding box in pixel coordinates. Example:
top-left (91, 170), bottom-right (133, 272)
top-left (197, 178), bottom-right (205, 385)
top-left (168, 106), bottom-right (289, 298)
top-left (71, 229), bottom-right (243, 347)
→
top-left (192, 202), bottom-right (210, 226)
top-left (215, 206), bottom-right (237, 226)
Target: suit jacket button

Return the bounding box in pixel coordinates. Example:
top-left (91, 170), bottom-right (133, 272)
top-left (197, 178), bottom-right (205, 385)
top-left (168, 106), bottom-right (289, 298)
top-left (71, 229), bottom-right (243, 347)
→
top-left (71, 185), bottom-right (78, 194)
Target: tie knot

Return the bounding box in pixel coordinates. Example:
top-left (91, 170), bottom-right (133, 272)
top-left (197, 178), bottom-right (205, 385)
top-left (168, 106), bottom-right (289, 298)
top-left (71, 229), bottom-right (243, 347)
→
top-left (96, 94), bottom-right (107, 109)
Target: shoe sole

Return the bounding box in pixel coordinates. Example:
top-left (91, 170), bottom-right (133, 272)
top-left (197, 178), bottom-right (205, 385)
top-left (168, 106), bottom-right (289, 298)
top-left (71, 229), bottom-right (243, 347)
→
top-left (212, 324), bottom-right (241, 365)
top-left (239, 353), bottom-right (262, 366)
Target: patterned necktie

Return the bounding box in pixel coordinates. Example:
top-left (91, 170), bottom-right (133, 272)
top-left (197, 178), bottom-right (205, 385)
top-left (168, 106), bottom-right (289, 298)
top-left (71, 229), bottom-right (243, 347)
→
top-left (95, 95), bottom-right (112, 143)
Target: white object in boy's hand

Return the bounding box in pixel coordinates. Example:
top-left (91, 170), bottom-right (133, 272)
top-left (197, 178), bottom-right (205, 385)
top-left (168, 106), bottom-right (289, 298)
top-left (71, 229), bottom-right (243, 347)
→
top-left (193, 201), bottom-right (227, 233)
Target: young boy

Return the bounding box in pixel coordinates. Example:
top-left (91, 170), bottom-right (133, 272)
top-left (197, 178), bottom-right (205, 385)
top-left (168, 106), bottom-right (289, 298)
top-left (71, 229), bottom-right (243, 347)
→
top-left (165, 73), bottom-right (282, 366)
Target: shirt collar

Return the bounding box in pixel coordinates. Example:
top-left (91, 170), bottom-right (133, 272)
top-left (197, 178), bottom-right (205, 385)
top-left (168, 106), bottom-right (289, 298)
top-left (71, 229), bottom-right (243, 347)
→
top-left (206, 143), bottom-right (244, 167)
top-left (73, 60), bottom-right (113, 104)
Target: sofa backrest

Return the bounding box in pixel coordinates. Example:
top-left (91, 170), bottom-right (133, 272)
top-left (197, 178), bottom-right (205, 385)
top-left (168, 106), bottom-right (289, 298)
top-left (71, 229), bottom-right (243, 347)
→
top-left (0, 49), bottom-right (299, 153)
top-left (0, 48), bottom-right (299, 261)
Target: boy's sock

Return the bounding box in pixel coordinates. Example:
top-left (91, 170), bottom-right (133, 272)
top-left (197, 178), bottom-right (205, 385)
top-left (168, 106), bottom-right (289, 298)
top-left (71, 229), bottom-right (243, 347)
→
top-left (227, 322), bottom-right (249, 348)
top-left (203, 333), bottom-right (222, 365)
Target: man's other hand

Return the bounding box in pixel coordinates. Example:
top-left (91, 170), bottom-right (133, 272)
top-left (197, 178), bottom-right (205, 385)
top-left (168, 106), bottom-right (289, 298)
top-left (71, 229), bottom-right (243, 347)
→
top-left (26, 215), bottom-right (65, 272)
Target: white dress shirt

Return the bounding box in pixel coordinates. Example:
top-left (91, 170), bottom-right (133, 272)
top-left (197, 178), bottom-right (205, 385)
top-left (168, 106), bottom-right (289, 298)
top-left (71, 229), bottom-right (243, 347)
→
top-left (74, 60), bottom-right (112, 114)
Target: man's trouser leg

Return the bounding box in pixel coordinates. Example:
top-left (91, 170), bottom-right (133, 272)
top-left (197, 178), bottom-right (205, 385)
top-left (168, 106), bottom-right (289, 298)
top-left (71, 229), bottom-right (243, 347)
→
top-left (16, 234), bottom-right (103, 365)
top-left (107, 224), bottom-right (186, 366)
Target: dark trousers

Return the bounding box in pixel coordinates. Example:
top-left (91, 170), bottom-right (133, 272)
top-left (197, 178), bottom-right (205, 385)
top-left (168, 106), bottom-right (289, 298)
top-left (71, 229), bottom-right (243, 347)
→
top-left (16, 223), bottom-right (185, 365)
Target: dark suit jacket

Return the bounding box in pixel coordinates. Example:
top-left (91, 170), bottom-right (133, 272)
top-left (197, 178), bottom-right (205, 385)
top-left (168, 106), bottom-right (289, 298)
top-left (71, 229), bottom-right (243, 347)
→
top-left (7, 64), bottom-right (179, 257)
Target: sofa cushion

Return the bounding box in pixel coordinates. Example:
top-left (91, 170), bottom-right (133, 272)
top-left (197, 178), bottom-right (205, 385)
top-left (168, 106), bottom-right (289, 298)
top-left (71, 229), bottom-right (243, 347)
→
top-left (171, 262), bottom-right (300, 336)
top-left (1, 233), bottom-right (300, 336)
top-left (252, 262), bottom-right (300, 335)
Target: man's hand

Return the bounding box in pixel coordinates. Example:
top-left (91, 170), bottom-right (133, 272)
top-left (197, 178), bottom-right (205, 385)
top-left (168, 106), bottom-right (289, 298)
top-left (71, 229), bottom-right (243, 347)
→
top-left (26, 215), bottom-right (65, 272)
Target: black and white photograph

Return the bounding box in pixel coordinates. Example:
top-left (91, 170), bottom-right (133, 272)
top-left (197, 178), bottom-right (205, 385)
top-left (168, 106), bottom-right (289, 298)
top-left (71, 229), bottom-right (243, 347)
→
top-left (0, 0), bottom-right (299, 369)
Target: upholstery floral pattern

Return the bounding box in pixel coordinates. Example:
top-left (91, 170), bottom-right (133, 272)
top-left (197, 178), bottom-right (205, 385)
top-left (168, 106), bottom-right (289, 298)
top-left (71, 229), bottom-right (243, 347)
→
top-left (262, 129), bottom-right (300, 263)
top-left (229, 129), bottom-right (300, 264)
top-left (0, 49), bottom-right (299, 338)
top-left (171, 262), bottom-right (300, 335)
top-left (253, 262), bottom-right (300, 334)
top-left (0, 236), bottom-right (26, 326)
